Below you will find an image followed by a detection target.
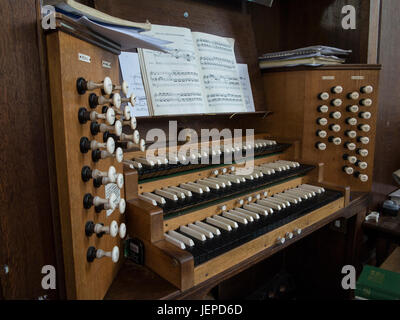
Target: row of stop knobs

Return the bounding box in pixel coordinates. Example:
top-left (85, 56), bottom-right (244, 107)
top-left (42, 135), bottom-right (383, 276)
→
top-left (77, 76), bottom-right (133, 264)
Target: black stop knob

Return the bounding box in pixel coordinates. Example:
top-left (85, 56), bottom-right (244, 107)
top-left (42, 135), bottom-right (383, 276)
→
top-left (89, 93), bottom-right (99, 109)
top-left (93, 177), bottom-right (103, 188)
top-left (77, 77), bottom-right (87, 95)
top-left (92, 149), bottom-right (101, 163)
top-left (78, 107), bottom-right (90, 124)
top-left (83, 193), bottom-right (94, 209)
top-left (86, 246), bottom-right (97, 262)
top-left (85, 221), bottom-right (95, 237)
top-left (90, 122), bottom-right (100, 136)
top-left (81, 166), bottom-right (92, 182)
top-left (80, 137), bottom-right (91, 153)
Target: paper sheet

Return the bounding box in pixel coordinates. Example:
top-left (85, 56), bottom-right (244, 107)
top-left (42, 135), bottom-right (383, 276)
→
top-left (119, 52), bottom-right (149, 117)
top-left (192, 32), bottom-right (246, 113)
top-left (139, 25), bottom-right (207, 115)
top-left (237, 64), bottom-right (255, 112)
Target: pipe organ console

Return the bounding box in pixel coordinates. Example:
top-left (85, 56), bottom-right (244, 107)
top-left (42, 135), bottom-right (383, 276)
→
top-left (262, 66), bottom-right (380, 192)
top-left (45, 24), bottom-right (377, 299)
top-left (122, 135), bottom-right (349, 290)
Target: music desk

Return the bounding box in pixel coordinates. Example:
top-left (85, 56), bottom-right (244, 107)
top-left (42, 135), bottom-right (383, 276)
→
top-left (105, 192), bottom-right (370, 300)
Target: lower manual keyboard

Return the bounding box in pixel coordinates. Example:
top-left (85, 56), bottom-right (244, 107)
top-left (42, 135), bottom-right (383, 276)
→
top-left (164, 185), bottom-right (343, 266)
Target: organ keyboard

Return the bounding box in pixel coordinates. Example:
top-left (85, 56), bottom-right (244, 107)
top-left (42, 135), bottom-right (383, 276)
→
top-left (124, 134), bottom-right (349, 290)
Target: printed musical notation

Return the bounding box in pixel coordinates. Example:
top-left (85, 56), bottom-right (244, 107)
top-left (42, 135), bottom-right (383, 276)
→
top-left (199, 56), bottom-right (235, 71)
top-left (196, 38), bottom-right (232, 53)
top-left (118, 52), bottom-right (149, 117)
top-left (203, 74), bottom-right (240, 89)
top-left (150, 71), bottom-right (201, 87)
top-left (154, 92), bottom-right (204, 104)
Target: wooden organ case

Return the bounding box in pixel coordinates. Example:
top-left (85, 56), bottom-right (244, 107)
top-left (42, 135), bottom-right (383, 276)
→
top-left (44, 19), bottom-right (379, 299)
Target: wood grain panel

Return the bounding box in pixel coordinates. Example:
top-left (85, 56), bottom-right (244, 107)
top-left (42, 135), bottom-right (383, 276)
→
top-left (46, 31), bottom-right (126, 299)
top-left (251, 0), bottom-right (371, 63)
top-left (0, 0), bottom-right (59, 300)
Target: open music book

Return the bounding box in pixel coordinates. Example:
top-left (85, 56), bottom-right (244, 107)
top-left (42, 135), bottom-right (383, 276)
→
top-left (138, 25), bottom-right (248, 115)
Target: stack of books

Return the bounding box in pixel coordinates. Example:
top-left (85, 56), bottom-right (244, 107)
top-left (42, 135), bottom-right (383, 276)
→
top-left (258, 45), bottom-right (351, 69)
top-left (355, 265), bottom-right (400, 300)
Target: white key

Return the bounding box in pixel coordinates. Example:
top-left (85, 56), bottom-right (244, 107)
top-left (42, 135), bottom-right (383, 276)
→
top-left (188, 182), bottom-right (210, 192)
top-left (244, 204), bottom-right (271, 216)
top-left (168, 230), bottom-right (194, 246)
top-left (233, 208), bottom-right (260, 220)
top-left (285, 190), bottom-right (308, 200)
top-left (197, 179), bottom-right (220, 190)
top-left (263, 197), bottom-right (287, 208)
top-left (195, 221), bottom-right (221, 236)
top-left (180, 226), bottom-right (206, 241)
top-left (226, 174), bottom-right (246, 182)
top-left (165, 233), bottom-right (186, 250)
top-left (229, 210), bottom-right (254, 222)
top-left (169, 186), bottom-right (192, 197)
top-left (155, 189), bottom-right (178, 201)
top-left (207, 177), bottom-right (231, 187)
top-left (255, 166), bottom-right (274, 175)
top-left (188, 224), bottom-right (213, 239)
top-left (142, 192), bottom-right (166, 205)
top-left (276, 160), bottom-right (299, 168)
top-left (223, 211), bottom-right (248, 224)
top-left (280, 192), bottom-right (302, 202)
top-left (213, 215), bottom-right (238, 228)
top-left (236, 173), bottom-right (254, 180)
top-left (206, 217), bottom-right (232, 231)
top-left (266, 162), bottom-right (288, 170)
top-left (300, 184), bottom-right (325, 194)
top-left (164, 187), bottom-right (185, 199)
top-left (180, 183), bottom-right (203, 194)
top-left (293, 188), bottom-right (313, 197)
top-left (135, 157), bottom-right (155, 167)
top-left (204, 178), bottom-right (225, 188)
top-left (139, 194), bottom-right (157, 206)
top-left (273, 194), bottom-right (298, 204)
top-left (269, 196), bottom-right (290, 207)
top-left (257, 199), bottom-right (282, 211)
top-left (217, 175), bottom-right (241, 184)
top-left (260, 163), bottom-right (283, 172)
top-left (296, 187), bottom-right (316, 197)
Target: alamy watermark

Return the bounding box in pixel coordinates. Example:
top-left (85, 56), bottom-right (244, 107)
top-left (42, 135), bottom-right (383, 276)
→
top-left (41, 5), bottom-right (56, 30)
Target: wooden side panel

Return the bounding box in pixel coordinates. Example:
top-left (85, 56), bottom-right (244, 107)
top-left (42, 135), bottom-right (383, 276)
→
top-left (263, 67), bottom-right (380, 192)
top-left (46, 31), bottom-right (125, 299)
top-left (0, 0), bottom-right (59, 300)
top-left (144, 240), bottom-right (194, 290)
top-left (126, 199), bottom-right (164, 243)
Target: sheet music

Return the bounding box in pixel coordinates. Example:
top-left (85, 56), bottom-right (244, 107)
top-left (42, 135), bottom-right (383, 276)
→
top-left (118, 52), bottom-right (149, 117)
top-left (237, 64), bottom-right (255, 112)
top-left (192, 32), bottom-right (246, 113)
top-left (139, 25), bottom-right (206, 115)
